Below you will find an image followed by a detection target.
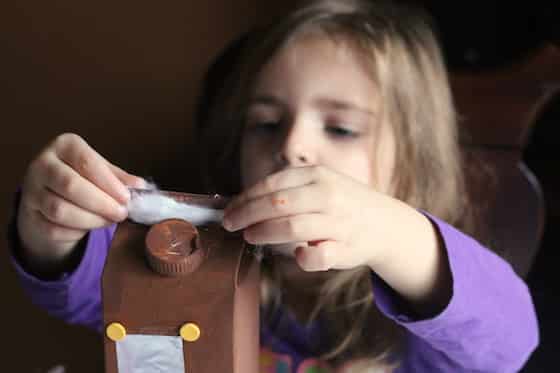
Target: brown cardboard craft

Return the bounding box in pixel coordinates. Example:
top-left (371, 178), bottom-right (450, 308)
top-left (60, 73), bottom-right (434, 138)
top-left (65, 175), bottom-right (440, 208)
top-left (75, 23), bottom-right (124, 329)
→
top-left (101, 191), bottom-right (260, 373)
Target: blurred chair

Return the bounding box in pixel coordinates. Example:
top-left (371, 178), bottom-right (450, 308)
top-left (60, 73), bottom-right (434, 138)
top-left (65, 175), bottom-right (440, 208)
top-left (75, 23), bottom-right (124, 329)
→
top-left (462, 146), bottom-right (545, 278)
top-left (451, 44), bottom-right (559, 278)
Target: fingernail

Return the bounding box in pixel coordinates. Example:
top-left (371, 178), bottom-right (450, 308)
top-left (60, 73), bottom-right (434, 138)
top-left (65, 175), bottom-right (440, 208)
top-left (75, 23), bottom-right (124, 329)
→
top-left (222, 218), bottom-right (233, 232)
top-left (118, 204), bottom-right (129, 219)
top-left (243, 230), bottom-right (254, 244)
top-left (119, 187), bottom-right (131, 203)
top-left (135, 177), bottom-right (147, 189)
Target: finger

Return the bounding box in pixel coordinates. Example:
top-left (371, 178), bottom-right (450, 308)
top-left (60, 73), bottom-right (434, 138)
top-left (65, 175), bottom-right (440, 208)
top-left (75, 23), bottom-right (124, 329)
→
top-left (33, 187), bottom-right (115, 230)
top-left (37, 154), bottom-right (128, 222)
top-left (27, 208), bottom-right (88, 245)
top-left (53, 133), bottom-right (131, 204)
top-left (243, 213), bottom-right (340, 245)
top-left (105, 162), bottom-right (146, 189)
top-left (223, 183), bottom-right (324, 232)
top-left (225, 166), bottom-right (323, 214)
top-left (295, 240), bottom-right (342, 272)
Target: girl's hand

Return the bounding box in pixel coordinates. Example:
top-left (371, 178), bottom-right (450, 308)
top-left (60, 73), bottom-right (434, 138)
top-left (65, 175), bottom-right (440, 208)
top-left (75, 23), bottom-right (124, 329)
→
top-left (223, 165), bottom-right (451, 312)
top-left (17, 133), bottom-right (145, 267)
top-left (222, 165), bottom-right (401, 272)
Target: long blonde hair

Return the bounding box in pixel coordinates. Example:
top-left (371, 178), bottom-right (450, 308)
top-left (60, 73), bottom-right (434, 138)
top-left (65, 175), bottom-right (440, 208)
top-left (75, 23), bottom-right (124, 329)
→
top-left (197, 0), bottom-right (474, 369)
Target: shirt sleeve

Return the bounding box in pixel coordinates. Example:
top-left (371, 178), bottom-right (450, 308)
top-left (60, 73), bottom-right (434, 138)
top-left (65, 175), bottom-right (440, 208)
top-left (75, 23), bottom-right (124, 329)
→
top-left (7, 190), bottom-right (113, 333)
top-left (371, 213), bottom-right (539, 373)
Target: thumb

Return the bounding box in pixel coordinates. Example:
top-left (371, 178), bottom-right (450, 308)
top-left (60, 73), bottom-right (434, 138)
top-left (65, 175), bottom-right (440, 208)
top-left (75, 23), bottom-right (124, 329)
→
top-left (296, 240), bottom-right (337, 272)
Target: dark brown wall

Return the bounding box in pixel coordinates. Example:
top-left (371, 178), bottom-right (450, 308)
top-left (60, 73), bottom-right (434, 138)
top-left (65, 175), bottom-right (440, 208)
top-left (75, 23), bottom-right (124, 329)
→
top-left (0, 1), bottom-right (294, 371)
top-left (1, 1), bottom-right (556, 371)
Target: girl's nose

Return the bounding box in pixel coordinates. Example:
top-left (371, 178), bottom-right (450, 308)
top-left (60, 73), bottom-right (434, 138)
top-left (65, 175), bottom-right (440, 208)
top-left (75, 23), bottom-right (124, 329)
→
top-left (276, 151), bottom-right (309, 167)
top-left (276, 119), bottom-right (315, 167)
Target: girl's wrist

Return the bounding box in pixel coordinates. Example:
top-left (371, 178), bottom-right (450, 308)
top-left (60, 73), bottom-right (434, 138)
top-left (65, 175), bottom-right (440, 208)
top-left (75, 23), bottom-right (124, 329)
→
top-left (364, 195), bottom-right (413, 271)
top-left (366, 200), bottom-right (452, 316)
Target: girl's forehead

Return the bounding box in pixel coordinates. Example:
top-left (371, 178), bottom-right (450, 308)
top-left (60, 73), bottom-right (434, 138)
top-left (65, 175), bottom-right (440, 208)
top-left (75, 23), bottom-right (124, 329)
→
top-left (253, 34), bottom-right (381, 111)
top-left (281, 32), bottom-right (369, 67)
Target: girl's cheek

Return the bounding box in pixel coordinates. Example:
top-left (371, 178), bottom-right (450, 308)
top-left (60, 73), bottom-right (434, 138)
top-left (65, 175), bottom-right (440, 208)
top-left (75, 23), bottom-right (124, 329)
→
top-left (240, 139), bottom-right (261, 187)
top-left (241, 154), bottom-right (272, 188)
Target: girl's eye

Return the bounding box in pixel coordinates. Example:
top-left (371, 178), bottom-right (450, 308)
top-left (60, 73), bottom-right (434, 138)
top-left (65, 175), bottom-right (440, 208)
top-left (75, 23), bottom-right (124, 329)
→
top-left (246, 120), bottom-right (281, 134)
top-left (325, 125), bottom-right (359, 138)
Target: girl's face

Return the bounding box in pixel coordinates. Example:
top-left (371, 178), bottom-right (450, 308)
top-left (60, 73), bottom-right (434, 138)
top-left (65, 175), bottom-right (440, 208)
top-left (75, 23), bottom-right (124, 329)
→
top-left (239, 35), bottom-right (396, 259)
top-left (241, 35), bottom-right (395, 192)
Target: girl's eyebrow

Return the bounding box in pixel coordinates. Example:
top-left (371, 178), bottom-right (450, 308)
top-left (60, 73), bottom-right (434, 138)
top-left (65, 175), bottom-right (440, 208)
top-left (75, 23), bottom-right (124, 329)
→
top-left (248, 95), bottom-right (286, 109)
top-left (313, 98), bottom-right (377, 118)
top-left (248, 95), bottom-right (377, 119)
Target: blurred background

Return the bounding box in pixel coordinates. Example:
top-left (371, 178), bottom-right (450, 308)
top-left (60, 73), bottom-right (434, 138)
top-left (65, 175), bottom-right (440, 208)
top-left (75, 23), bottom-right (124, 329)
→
top-left (1, 1), bottom-right (558, 371)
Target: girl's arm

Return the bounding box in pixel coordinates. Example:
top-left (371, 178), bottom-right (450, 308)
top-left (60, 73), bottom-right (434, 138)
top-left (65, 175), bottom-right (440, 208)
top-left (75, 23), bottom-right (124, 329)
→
top-left (372, 213), bottom-right (539, 372)
top-left (9, 133), bottom-right (143, 332)
top-left (365, 199), bottom-right (453, 317)
top-left (8, 192), bottom-right (112, 333)
top-left (218, 165), bottom-right (538, 371)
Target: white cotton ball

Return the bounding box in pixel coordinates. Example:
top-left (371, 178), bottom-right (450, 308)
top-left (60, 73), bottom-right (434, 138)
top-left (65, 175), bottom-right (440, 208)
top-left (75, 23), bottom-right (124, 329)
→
top-left (127, 192), bottom-right (224, 226)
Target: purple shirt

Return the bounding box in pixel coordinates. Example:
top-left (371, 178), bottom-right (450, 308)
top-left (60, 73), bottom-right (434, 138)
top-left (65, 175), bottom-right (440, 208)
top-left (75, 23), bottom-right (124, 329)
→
top-left (9, 214), bottom-right (538, 372)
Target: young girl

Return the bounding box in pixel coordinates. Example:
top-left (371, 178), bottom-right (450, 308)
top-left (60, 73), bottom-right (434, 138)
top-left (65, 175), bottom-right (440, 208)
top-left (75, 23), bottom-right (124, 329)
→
top-left (10, 0), bottom-right (538, 372)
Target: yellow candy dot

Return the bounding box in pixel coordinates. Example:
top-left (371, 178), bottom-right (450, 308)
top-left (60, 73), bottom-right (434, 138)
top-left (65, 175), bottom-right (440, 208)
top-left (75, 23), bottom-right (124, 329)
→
top-left (106, 322), bottom-right (127, 341)
top-left (180, 323), bottom-right (201, 342)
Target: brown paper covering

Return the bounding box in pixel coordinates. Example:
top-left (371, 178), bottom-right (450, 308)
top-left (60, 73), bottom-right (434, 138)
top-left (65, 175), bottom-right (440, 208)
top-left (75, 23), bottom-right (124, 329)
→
top-left (101, 192), bottom-right (260, 373)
